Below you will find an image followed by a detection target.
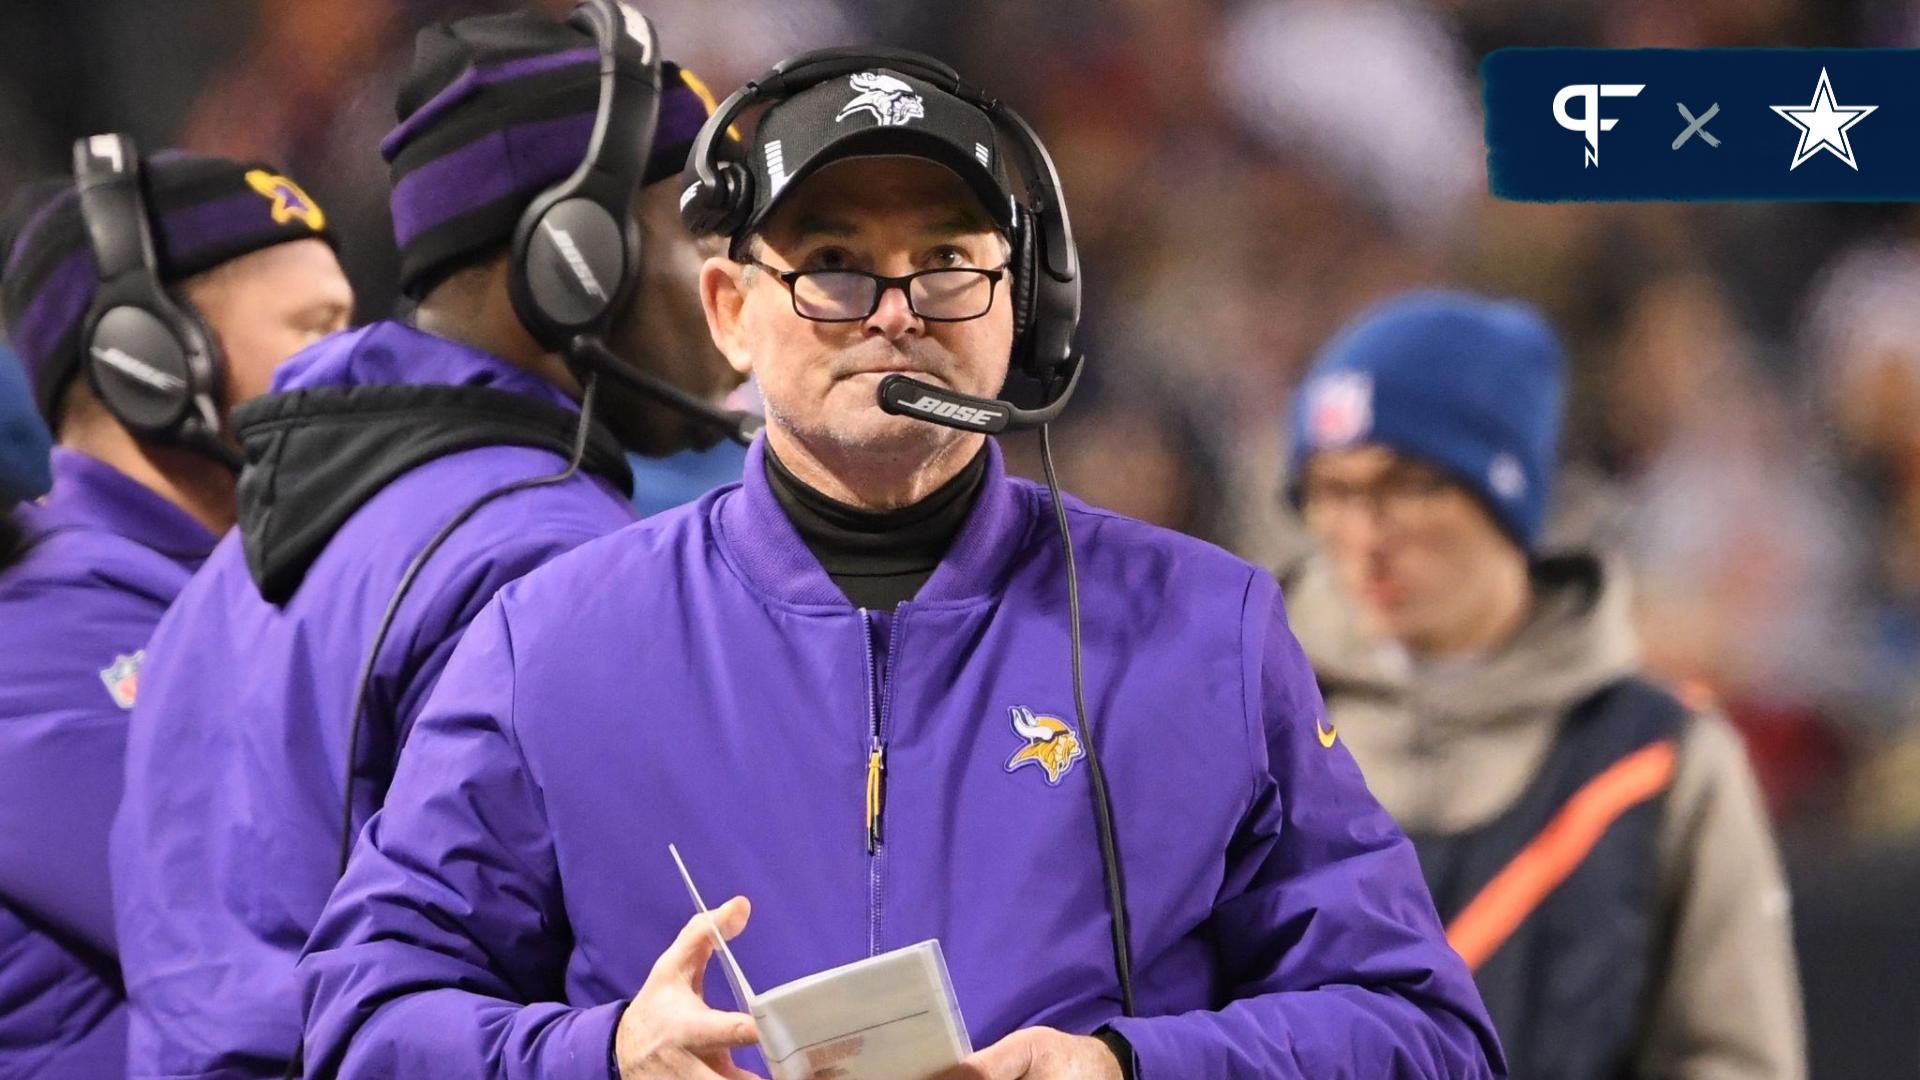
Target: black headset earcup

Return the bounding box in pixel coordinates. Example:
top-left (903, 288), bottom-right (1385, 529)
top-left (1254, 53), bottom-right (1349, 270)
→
top-left (82, 300), bottom-right (205, 436)
top-left (1008, 208), bottom-right (1039, 369)
top-left (676, 170), bottom-right (723, 235)
top-left (515, 196), bottom-right (633, 346)
top-left (679, 161), bottom-right (753, 240)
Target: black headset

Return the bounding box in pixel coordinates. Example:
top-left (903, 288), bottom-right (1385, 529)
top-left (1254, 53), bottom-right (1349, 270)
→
top-left (507, 0), bottom-right (659, 354)
top-left (679, 47), bottom-right (1086, 434)
top-left (501, 0), bottom-right (762, 444)
top-left (72, 134), bottom-right (241, 469)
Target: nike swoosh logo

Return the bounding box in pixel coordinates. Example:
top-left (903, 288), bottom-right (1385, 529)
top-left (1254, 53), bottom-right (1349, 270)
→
top-left (1315, 715), bottom-right (1339, 749)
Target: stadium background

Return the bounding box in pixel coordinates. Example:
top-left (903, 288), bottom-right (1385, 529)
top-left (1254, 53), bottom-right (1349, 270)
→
top-left (3, 1), bottom-right (1918, 1074)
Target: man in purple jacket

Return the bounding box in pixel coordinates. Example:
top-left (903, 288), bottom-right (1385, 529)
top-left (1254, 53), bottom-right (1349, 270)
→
top-left (108, 10), bottom-right (741, 1079)
top-left (0, 151), bottom-right (350, 1078)
top-left (300, 56), bottom-right (1504, 1079)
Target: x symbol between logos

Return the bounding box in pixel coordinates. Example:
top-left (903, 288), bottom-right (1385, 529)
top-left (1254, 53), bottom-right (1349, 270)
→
top-left (1673, 102), bottom-right (1721, 149)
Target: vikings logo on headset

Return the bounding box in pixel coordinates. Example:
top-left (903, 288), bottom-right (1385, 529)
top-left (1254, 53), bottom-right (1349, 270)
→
top-left (1004, 706), bottom-right (1085, 786)
top-left (837, 72), bottom-right (926, 127)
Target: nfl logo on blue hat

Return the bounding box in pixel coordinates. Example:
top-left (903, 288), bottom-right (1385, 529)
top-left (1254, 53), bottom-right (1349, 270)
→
top-left (1305, 372), bottom-right (1374, 449)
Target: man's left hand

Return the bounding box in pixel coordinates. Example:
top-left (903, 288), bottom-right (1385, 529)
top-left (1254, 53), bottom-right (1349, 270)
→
top-left (931, 1028), bottom-right (1124, 1080)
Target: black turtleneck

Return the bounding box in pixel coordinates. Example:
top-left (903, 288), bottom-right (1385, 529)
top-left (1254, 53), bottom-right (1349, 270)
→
top-left (765, 444), bottom-right (987, 610)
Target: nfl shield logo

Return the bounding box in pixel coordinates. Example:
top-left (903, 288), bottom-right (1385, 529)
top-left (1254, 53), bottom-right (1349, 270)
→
top-left (1306, 372), bottom-right (1373, 448)
top-left (99, 651), bottom-right (145, 710)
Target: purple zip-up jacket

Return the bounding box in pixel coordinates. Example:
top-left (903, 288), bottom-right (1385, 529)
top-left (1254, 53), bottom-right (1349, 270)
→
top-left (110, 322), bottom-right (637, 1079)
top-left (0, 450), bottom-right (216, 1079)
top-left (299, 437), bottom-right (1504, 1079)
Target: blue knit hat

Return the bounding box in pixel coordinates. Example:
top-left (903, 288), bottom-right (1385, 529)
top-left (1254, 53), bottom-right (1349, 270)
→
top-left (1286, 290), bottom-right (1566, 550)
top-left (0, 342), bottom-right (52, 505)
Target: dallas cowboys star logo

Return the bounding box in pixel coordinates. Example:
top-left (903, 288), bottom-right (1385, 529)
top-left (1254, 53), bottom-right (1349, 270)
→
top-left (1770, 68), bottom-right (1877, 171)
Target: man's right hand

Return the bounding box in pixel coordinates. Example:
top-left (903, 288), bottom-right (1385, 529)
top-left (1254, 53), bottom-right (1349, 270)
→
top-left (615, 895), bottom-right (764, 1079)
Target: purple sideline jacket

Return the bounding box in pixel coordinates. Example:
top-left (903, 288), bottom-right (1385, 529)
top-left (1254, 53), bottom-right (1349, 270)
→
top-left (110, 322), bottom-right (637, 1078)
top-left (299, 437), bottom-right (1505, 1079)
top-left (0, 450), bottom-right (216, 1078)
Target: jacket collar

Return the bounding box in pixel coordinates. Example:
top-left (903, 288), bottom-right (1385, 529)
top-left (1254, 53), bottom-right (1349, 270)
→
top-left (717, 435), bottom-right (1030, 608)
top-left (23, 448), bottom-right (217, 562)
top-left (268, 320), bottom-right (578, 406)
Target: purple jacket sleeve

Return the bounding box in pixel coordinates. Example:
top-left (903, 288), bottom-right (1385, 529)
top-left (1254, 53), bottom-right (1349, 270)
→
top-left (297, 600), bottom-right (622, 1080)
top-left (1106, 585), bottom-right (1506, 1078)
top-left (0, 573), bottom-right (161, 956)
top-left (0, 674), bottom-right (126, 954)
top-left (113, 531), bottom-right (602, 1078)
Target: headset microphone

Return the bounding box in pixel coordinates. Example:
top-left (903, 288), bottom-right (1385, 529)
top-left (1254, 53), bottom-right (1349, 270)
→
top-left (568, 336), bottom-right (762, 446)
top-left (877, 366), bottom-right (1080, 434)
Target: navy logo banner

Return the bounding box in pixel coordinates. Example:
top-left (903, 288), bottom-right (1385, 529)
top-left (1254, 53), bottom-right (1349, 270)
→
top-left (1484, 49), bottom-right (1920, 201)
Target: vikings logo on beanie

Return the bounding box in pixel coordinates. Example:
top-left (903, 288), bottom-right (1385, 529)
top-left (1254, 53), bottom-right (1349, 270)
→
top-left (0, 154), bottom-right (332, 423)
top-left (1286, 290), bottom-right (1568, 551)
top-left (381, 9), bottom-right (729, 300)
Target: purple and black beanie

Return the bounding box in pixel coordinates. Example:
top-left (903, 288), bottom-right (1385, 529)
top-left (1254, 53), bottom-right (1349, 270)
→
top-left (0, 153), bottom-right (333, 422)
top-left (382, 9), bottom-right (724, 300)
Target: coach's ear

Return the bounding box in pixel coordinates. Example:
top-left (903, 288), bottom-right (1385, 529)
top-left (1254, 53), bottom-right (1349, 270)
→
top-left (699, 254), bottom-right (752, 379)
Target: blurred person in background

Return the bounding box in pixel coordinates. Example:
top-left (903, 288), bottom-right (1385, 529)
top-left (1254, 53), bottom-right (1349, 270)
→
top-left (0, 148), bottom-right (350, 1078)
top-left (1601, 271), bottom-right (1858, 823)
top-left (999, 371), bottom-right (1231, 544)
top-left (1280, 291), bottom-right (1805, 1080)
top-left (106, 8), bottom-right (741, 1076)
top-left (1801, 238), bottom-right (1920, 737)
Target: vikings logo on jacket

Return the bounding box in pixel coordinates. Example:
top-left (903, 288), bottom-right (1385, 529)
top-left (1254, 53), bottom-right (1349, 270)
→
top-left (1004, 705), bottom-right (1084, 785)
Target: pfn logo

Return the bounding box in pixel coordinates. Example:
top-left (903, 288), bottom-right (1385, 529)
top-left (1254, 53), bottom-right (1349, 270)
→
top-left (1553, 83), bottom-right (1644, 167)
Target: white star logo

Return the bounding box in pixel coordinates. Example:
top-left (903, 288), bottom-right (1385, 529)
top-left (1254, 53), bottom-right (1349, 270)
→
top-left (1770, 68), bottom-right (1877, 171)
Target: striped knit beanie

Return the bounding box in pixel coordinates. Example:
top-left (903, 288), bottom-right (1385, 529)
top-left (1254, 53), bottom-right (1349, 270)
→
top-left (382, 9), bottom-right (725, 300)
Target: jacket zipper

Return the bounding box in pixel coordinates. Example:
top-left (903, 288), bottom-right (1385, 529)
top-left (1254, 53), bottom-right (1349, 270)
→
top-left (860, 607), bottom-right (902, 958)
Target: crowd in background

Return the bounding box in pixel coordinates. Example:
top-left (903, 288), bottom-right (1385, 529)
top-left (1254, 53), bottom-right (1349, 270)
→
top-left (4, 0), bottom-right (1918, 1074)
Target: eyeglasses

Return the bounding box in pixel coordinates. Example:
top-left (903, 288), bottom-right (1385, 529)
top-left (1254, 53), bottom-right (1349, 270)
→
top-left (741, 256), bottom-right (1008, 323)
top-left (1300, 469), bottom-right (1455, 532)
